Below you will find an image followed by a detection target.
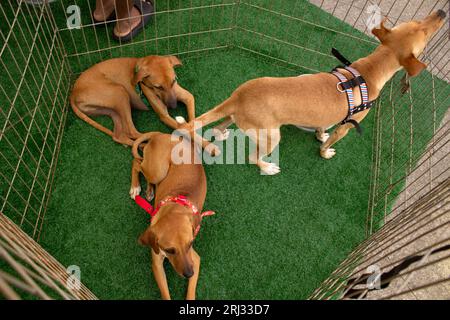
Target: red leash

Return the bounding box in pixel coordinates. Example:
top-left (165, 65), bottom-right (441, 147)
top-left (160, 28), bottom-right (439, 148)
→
top-left (134, 194), bottom-right (215, 237)
top-left (135, 195), bottom-right (155, 216)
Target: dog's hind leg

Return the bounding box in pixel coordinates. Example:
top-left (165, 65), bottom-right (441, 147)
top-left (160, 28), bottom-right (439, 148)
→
top-left (113, 91), bottom-right (142, 140)
top-left (71, 83), bottom-right (140, 145)
top-left (315, 127), bottom-right (330, 143)
top-left (71, 104), bottom-right (115, 137)
top-left (139, 136), bottom-right (171, 186)
top-left (248, 128), bottom-right (281, 175)
top-left (110, 111), bottom-right (135, 146)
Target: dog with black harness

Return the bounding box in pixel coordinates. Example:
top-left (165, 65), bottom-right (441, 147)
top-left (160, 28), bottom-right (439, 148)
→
top-left (180, 11), bottom-right (446, 173)
top-left (330, 47), bottom-right (375, 135)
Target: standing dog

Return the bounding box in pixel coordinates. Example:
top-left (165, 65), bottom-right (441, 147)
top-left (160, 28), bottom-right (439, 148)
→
top-left (130, 132), bottom-right (211, 300)
top-left (182, 11), bottom-right (446, 174)
top-left (70, 55), bottom-right (194, 146)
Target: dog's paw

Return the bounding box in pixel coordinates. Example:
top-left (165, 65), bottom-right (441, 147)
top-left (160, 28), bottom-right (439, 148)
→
top-left (320, 148), bottom-right (336, 159)
top-left (129, 185), bottom-right (141, 199)
top-left (146, 186), bottom-right (154, 202)
top-left (260, 162), bottom-right (281, 175)
top-left (316, 132), bottom-right (330, 143)
top-left (205, 143), bottom-right (221, 157)
top-left (213, 128), bottom-right (230, 141)
top-left (175, 116), bottom-right (187, 124)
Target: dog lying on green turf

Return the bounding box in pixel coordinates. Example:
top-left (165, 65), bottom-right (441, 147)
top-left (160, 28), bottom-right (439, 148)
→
top-left (130, 132), bottom-right (214, 300)
top-left (181, 10), bottom-right (446, 175)
top-left (70, 55), bottom-right (194, 146)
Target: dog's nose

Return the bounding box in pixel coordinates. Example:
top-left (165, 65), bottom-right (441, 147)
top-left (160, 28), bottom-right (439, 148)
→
top-left (183, 269), bottom-right (194, 278)
top-left (437, 9), bottom-right (446, 19)
top-left (167, 96), bottom-right (178, 109)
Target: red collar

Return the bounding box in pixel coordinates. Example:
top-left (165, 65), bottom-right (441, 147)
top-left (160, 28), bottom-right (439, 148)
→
top-left (134, 194), bottom-right (215, 237)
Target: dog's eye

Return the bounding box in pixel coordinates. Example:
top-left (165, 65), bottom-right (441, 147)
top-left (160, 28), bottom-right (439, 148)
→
top-left (153, 84), bottom-right (163, 90)
top-left (163, 247), bottom-right (176, 255)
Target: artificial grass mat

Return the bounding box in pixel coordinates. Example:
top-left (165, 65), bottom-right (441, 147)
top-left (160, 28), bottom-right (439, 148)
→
top-left (39, 48), bottom-right (373, 299)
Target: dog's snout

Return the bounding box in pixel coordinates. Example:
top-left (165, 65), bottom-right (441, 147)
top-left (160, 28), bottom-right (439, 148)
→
top-left (167, 95), bottom-right (177, 109)
top-left (437, 9), bottom-right (446, 19)
top-left (183, 265), bottom-right (194, 279)
top-left (183, 267), bottom-right (194, 278)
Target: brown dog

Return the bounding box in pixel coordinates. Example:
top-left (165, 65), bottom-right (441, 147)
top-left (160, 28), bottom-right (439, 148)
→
top-left (70, 55), bottom-right (194, 146)
top-left (182, 11), bottom-right (446, 174)
top-left (130, 132), bottom-right (210, 300)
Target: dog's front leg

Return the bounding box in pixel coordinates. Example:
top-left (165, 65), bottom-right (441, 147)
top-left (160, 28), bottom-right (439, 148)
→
top-left (146, 183), bottom-right (154, 201)
top-left (129, 158), bottom-right (142, 199)
top-left (152, 251), bottom-right (171, 300)
top-left (185, 249), bottom-right (200, 300)
top-left (320, 110), bottom-right (370, 159)
top-left (320, 124), bottom-right (351, 159)
top-left (173, 83), bottom-right (195, 122)
top-left (141, 85), bottom-right (181, 129)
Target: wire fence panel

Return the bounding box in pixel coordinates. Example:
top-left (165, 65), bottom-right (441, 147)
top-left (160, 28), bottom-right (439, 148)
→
top-left (49, 0), bottom-right (236, 74)
top-left (0, 212), bottom-right (97, 299)
top-left (310, 179), bottom-right (449, 299)
top-left (1, 1), bottom-right (71, 240)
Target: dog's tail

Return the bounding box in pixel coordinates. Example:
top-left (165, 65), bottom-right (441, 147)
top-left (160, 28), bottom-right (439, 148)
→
top-left (190, 96), bottom-right (236, 131)
top-left (132, 132), bottom-right (159, 160)
top-left (70, 96), bottom-right (115, 139)
top-left (181, 96), bottom-right (236, 155)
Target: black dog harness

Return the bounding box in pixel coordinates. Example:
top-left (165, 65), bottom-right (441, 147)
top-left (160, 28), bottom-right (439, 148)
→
top-left (330, 48), bottom-right (375, 134)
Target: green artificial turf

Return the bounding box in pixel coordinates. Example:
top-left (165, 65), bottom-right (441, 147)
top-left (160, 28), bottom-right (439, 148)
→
top-left (2, 0), bottom-right (448, 300)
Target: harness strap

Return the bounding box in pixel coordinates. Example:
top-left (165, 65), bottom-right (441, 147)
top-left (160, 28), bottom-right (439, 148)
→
top-left (345, 119), bottom-right (363, 135)
top-left (331, 48), bottom-right (375, 135)
top-left (332, 70), bottom-right (355, 109)
top-left (344, 66), bottom-right (369, 104)
top-left (334, 74), bottom-right (366, 91)
top-left (134, 194), bottom-right (215, 237)
top-left (331, 47), bottom-right (352, 66)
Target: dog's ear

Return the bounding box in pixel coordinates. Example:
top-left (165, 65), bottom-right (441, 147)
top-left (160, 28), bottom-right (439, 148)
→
top-left (167, 55), bottom-right (182, 67)
top-left (372, 19), bottom-right (391, 42)
top-left (400, 54), bottom-right (427, 77)
top-left (138, 228), bottom-right (159, 254)
top-left (133, 60), bottom-right (150, 85)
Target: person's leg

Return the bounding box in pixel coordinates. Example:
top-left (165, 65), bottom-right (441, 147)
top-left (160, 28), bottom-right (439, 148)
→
top-left (114, 0), bottom-right (142, 37)
top-left (93, 0), bottom-right (115, 21)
